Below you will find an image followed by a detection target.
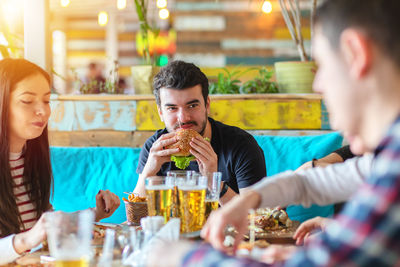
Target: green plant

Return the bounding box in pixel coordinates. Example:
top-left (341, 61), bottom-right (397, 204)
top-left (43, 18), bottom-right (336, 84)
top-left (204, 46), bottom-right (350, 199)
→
top-left (209, 67), bottom-right (255, 94)
top-left (134, 0), bottom-right (159, 65)
top-left (240, 67), bottom-right (279, 94)
top-left (76, 60), bottom-right (123, 94)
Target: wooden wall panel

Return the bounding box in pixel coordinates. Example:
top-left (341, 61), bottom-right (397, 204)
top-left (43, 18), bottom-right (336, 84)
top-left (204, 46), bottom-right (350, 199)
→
top-left (49, 94), bottom-right (324, 132)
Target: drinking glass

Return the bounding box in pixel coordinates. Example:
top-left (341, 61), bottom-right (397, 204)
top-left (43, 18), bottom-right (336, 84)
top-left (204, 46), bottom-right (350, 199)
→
top-left (205, 172), bottom-right (222, 220)
top-left (145, 176), bottom-right (174, 223)
top-left (177, 173), bottom-right (207, 234)
top-left (45, 209), bottom-right (94, 267)
top-left (166, 170), bottom-right (197, 218)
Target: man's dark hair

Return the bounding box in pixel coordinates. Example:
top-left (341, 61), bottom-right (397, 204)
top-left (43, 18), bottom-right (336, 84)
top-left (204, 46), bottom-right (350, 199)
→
top-left (153, 60), bottom-right (209, 106)
top-left (316, 0), bottom-right (400, 68)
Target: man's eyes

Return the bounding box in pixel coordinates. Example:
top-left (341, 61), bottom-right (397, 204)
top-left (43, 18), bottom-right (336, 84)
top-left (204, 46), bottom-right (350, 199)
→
top-left (166, 104), bottom-right (198, 111)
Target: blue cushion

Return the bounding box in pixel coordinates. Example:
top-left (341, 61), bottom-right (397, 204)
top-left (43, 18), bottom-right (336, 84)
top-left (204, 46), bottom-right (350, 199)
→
top-left (50, 147), bottom-right (141, 224)
top-left (50, 132), bottom-right (343, 224)
top-left (254, 132), bottom-right (343, 222)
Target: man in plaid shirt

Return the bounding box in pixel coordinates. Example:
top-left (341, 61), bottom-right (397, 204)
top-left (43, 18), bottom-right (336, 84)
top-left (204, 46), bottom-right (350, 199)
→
top-left (145, 0), bottom-right (400, 266)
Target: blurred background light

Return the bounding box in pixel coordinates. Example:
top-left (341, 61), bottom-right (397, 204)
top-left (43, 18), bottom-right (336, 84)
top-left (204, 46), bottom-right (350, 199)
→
top-left (60, 0), bottom-right (70, 8)
top-left (262, 1), bottom-right (273, 14)
top-left (159, 8), bottom-right (169, 20)
top-left (157, 0), bottom-right (167, 9)
top-left (98, 11), bottom-right (108, 26)
top-left (117, 0), bottom-right (127, 10)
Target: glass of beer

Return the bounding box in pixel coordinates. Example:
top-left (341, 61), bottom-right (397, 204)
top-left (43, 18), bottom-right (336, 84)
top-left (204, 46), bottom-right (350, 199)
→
top-left (45, 209), bottom-right (94, 267)
top-left (205, 172), bottom-right (222, 220)
top-left (166, 170), bottom-right (196, 218)
top-left (145, 176), bottom-right (174, 223)
top-left (177, 173), bottom-right (207, 234)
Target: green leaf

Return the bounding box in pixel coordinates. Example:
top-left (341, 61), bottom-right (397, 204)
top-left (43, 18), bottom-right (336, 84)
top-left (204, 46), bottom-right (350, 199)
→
top-left (171, 155), bottom-right (195, 170)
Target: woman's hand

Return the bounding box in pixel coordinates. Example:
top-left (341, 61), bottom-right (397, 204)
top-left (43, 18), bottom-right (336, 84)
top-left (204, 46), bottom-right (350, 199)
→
top-left (293, 216), bottom-right (331, 245)
top-left (94, 189), bottom-right (120, 221)
top-left (13, 213), bottom-right (47, 254)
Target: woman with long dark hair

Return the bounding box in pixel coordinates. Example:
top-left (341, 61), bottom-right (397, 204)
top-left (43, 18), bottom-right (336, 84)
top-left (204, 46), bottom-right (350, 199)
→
top-left (0, 58), bottom-right (120, 263)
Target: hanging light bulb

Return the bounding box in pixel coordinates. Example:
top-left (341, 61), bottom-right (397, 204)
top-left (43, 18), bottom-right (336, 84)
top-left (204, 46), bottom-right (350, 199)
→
top-left (117, 0), bottom-right (127, 10)
top-left (157, 0), bottom-right (167, 9)
top-left (98, 11), bottom-right (108, 26)
top-left (159, 8), bottom-right (169, 20)
top-left (60, 0), bottom-right (70, 7)
top-left (262, 0), bottom-right (272, 14)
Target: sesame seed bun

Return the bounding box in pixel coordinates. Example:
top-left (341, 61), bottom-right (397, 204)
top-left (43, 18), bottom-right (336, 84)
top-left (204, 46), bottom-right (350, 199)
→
top-left (167, 128), bottom-right (201, 156)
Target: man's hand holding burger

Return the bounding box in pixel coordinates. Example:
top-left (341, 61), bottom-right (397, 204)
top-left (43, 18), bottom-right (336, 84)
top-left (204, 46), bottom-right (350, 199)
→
top-left (190, 135), bottom-right (218, 175)
top-left (141, 132), bottom-right (180, 179)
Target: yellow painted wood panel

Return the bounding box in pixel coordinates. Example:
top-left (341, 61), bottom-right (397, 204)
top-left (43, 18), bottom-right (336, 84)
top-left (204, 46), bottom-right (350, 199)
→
top-left (135, 99), bottom-right (321, 131)
top-left (210, 99), bottom-right (321, 130)
top-left (274, 27), bottom-right (311, 40)
top-left (136, 101), bottom-right (164, 131)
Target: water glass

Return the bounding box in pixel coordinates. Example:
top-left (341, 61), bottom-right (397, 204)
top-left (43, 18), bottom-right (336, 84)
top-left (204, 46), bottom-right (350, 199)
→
top-left (205, 172), bottom-right (222, 219)
top-left (45, 209), bottom-right (94, 266)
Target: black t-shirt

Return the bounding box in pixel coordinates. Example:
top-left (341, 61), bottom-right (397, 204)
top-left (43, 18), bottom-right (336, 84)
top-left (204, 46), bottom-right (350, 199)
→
top-left (136, 117), bottom-right (266, 193)
top-left (333, 145), bottom-right (355, 161)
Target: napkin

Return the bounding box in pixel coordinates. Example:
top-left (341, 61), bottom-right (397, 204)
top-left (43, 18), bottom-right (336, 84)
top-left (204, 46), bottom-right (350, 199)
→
top-left (123, 217), bottom-right (181, 266)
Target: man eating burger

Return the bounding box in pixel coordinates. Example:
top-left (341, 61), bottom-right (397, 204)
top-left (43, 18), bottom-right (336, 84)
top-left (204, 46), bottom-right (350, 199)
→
top-left (134, 60), bottom-right (266, 204)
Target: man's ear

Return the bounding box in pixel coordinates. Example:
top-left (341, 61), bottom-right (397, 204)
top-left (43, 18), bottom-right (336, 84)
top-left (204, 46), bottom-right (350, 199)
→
top-left (157, 105), bottom-right (164, 122)
top-left (340, 29), bottom-right (372, 79)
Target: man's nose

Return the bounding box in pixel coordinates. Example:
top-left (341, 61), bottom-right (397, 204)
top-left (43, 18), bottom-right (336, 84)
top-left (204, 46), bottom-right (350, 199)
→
top-left (177, 108), bottom-right (190, 123)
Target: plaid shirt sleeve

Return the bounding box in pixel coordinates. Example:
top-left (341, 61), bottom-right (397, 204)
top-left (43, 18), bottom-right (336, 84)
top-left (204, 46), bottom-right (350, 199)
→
top-left (181, 243), bottom-right (272, 267)
top-left (182, 117), bottom-right (400, 267)
top-left (284, 118), bottom-right (400, 267)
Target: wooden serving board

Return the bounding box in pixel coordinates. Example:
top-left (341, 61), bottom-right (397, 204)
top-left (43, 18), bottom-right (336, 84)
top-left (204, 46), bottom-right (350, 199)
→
top-left (245, 221), bottom-right (300, 245)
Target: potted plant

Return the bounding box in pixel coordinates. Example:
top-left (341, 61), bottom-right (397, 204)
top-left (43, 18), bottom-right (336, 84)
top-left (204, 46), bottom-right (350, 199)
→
top-left (274, 0), bottom-right (318, 93)
top-left (240, 67), bottom-right (278, 94)
top-left (75, 60), bottom-right (124, 94)
top-left (132, 0), bottom-right (160, 95)
top-left (209, 67), bottom-right (278, 94)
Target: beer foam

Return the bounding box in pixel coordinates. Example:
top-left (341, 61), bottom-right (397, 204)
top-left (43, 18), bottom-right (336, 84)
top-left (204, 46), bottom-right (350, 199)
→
top-left (178, 186), bottom-right (206, 191)
top-left (145, 185), bottom-right (172, 190)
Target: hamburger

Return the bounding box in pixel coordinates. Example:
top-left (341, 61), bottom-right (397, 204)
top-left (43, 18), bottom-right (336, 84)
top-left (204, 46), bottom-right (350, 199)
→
top-left (166, 129), bottom-right (202, 169)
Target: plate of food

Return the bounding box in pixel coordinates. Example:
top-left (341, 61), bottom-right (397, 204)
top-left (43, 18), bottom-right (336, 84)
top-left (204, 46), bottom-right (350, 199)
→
top-left (246, 208), bottom-right (300, 244)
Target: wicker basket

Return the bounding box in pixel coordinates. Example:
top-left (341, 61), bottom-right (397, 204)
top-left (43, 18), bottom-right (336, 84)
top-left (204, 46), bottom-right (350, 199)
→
top-left (124, 201), bottom-right (148, 226)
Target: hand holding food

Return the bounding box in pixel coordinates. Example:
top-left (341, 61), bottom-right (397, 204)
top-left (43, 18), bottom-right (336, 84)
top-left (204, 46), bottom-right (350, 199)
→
top-left (167, 129), bottom-right (202, 169)
top-left (189, 135), bottom-right (218, 175)
top-left (142, 132), bottom-right (179, 176)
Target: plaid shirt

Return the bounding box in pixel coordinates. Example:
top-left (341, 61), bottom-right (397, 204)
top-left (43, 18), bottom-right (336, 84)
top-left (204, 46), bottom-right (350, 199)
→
top-left (182, 116), bottom-right (400, 267)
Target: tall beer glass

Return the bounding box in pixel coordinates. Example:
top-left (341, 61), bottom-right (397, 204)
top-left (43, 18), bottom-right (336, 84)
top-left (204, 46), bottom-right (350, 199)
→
top-left (205, 172), bottom-right (222, 220)
top-left (145, 176), bottom-right (174, 223)
top-left (166, 170), bottom-right (196, 218)
top-left (45, 210), bottom-right (94, 267)
top-left (177, 174), bottom-right (207, 234)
